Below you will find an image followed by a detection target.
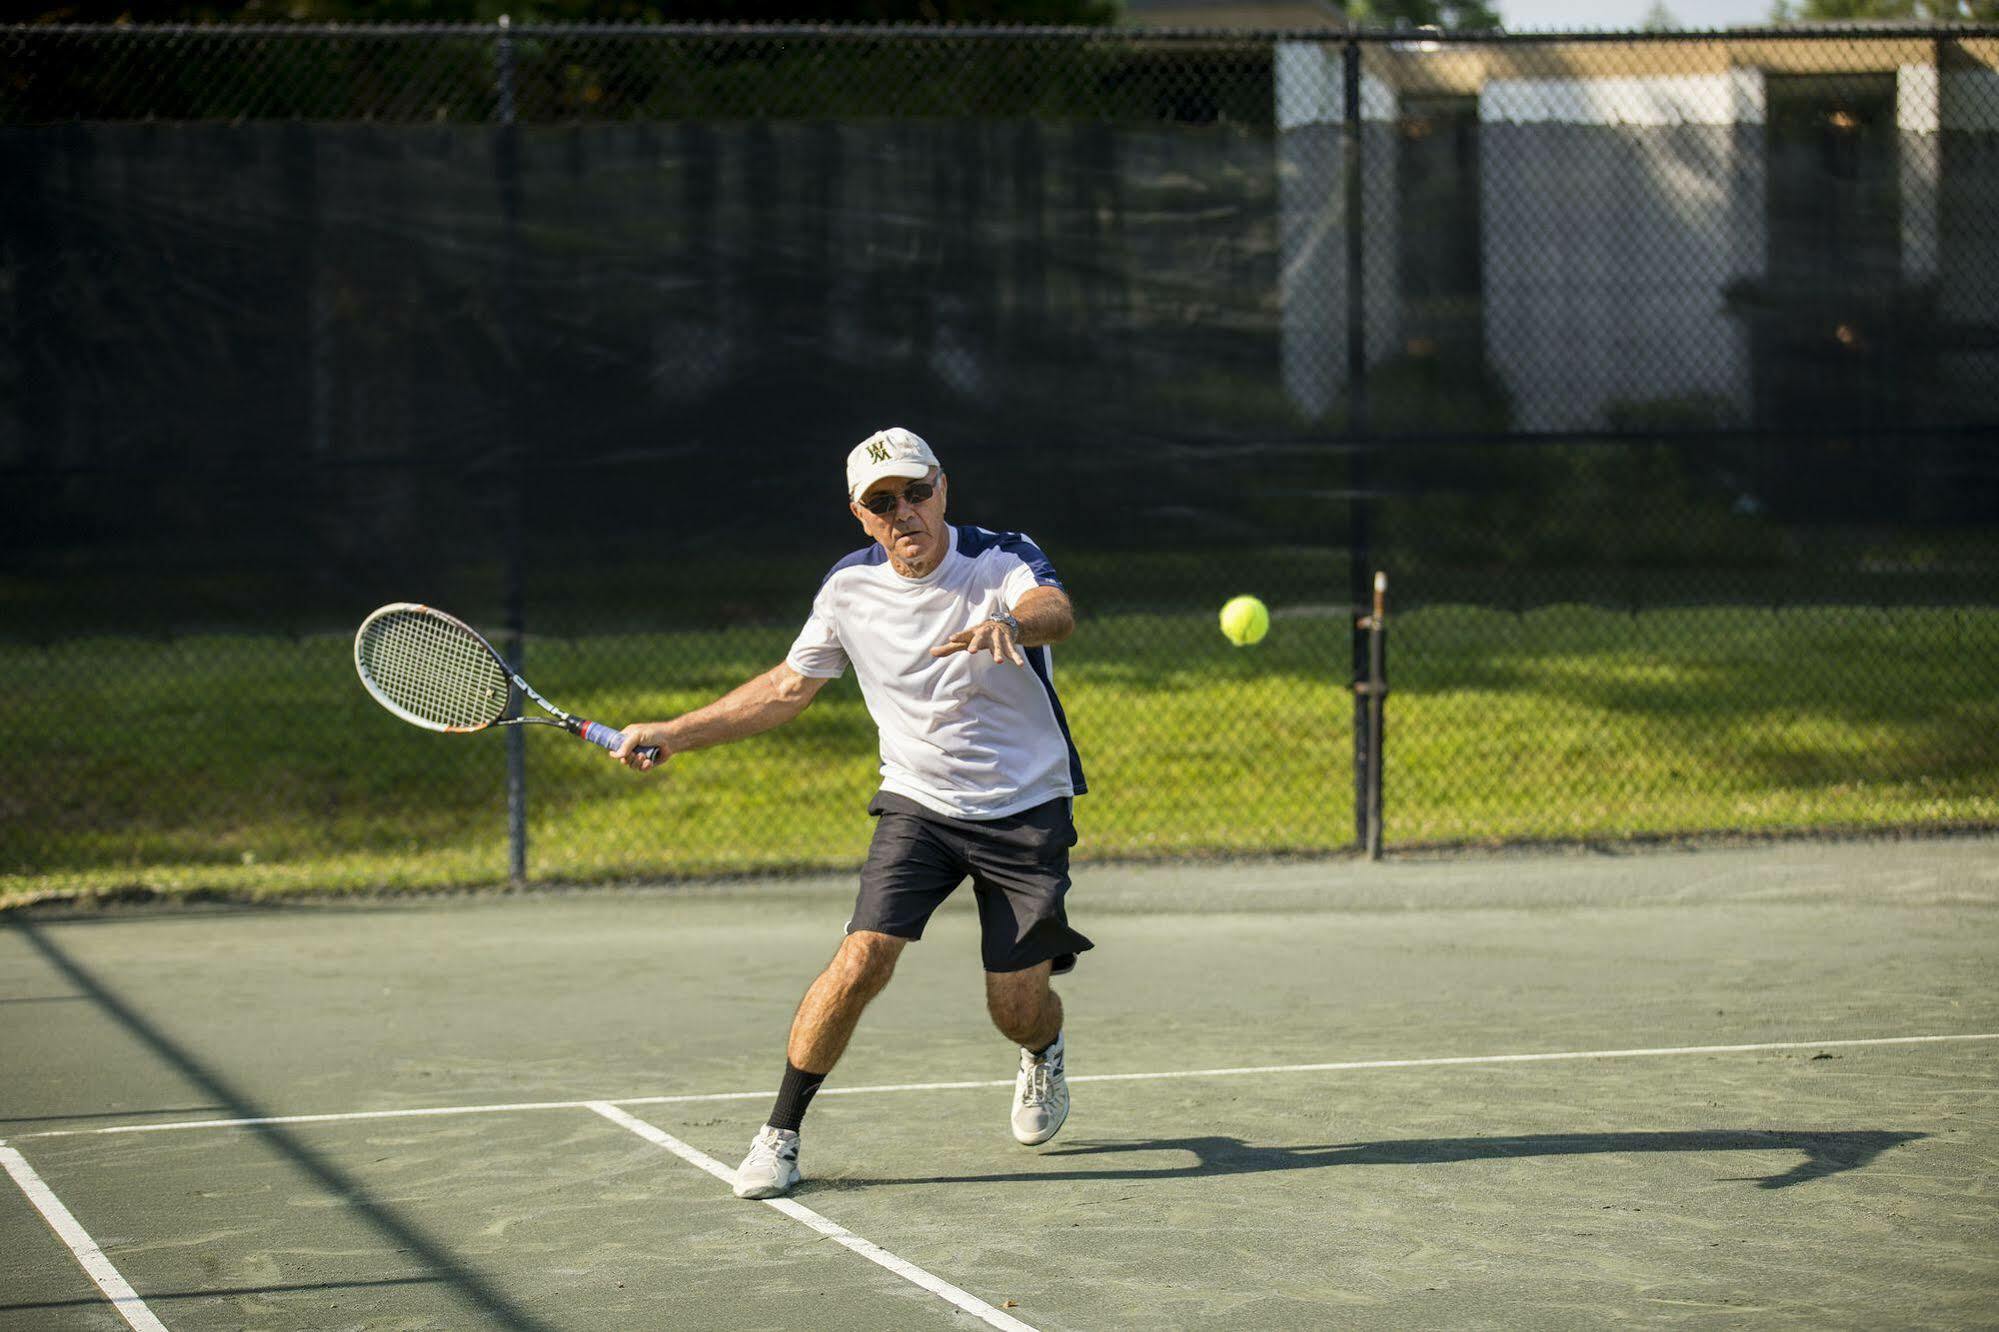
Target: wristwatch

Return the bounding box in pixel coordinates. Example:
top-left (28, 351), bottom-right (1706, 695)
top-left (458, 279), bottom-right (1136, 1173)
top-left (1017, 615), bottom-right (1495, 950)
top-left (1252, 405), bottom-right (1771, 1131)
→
top-left (987, 609), bottom-right (1022, 639)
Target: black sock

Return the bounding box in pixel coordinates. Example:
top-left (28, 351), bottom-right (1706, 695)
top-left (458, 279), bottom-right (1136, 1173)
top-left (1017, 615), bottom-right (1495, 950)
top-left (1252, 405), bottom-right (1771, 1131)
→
top-left (767, 1062), bottom-right (826, 1133)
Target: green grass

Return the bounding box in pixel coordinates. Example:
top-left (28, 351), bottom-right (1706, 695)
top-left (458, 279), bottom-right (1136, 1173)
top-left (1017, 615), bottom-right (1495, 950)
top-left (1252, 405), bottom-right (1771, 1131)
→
top-left (2, 605), bottom-right (1995, 904)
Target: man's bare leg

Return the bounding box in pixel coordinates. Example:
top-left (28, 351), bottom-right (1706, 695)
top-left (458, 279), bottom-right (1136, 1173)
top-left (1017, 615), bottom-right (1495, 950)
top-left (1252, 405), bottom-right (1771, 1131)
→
top-left (985, 960), bottom-right (1060, 1050)
top-left (788, 930), bottom-right (907, 1072)
top-left (736, 930), bottom-right (906, 1199)
top-left (988, 961), bottom-right (1069, 1146)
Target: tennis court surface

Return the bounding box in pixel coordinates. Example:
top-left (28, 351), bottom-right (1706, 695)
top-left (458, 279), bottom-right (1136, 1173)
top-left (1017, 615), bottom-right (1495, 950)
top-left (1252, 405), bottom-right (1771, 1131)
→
top-left (4, 836), bottom-right (1995, 1330)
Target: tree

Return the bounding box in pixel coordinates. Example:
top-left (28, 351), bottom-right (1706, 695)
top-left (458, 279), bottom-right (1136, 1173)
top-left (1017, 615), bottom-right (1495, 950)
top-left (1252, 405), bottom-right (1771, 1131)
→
top-left (24, 0), bottom-right (1118, 23)
top-left (1770, 0), bottom-right (1999, 20)
top-left (1341, 0), bottom-right (1504, 29)
top-left (1640, 0), bottom-right (1681, 29)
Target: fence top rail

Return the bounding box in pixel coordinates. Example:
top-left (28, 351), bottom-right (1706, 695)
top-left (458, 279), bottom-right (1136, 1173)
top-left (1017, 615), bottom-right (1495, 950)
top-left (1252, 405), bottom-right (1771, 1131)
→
top-left (6, 21), bottom-right (1999, 42)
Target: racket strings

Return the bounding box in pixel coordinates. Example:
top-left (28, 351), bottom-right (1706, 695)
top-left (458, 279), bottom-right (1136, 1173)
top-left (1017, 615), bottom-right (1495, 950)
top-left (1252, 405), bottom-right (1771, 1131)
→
top-left (358, 611), bottom-right (512, 729)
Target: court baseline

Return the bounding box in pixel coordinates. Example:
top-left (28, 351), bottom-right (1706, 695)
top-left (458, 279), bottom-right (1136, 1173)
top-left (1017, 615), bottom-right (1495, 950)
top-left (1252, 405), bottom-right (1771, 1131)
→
top-left (19, 1031), bottom-right (1996, 1141)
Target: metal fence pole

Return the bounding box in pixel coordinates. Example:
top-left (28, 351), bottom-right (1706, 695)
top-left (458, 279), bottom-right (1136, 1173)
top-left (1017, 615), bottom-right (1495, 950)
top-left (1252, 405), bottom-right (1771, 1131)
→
top-left (1363, 572), bottom-right (1387, 860)
top-left (496, 15), bottom-right (528, 887)
top-left (1343, 32), bottom-right (1374, 853)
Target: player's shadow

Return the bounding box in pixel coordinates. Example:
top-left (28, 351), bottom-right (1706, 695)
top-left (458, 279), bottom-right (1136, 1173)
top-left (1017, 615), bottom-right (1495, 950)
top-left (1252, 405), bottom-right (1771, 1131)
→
top-left (829, 1129), bottom-right (1924, 1193)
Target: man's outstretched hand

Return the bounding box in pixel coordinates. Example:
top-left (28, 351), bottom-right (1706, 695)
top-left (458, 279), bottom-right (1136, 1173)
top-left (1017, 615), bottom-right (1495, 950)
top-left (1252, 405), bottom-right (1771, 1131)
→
top-left (932, 619), bottom-right (1025, 666)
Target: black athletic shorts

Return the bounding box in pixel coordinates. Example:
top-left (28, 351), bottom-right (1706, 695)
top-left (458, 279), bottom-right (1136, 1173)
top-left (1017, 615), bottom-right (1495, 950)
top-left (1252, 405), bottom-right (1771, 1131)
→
top-left (849, 790), bottom-right (1094, 975)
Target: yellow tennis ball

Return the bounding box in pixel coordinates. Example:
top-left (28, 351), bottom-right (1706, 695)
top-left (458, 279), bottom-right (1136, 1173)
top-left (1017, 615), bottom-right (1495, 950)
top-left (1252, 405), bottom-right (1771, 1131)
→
top-left (1219, 595), bottom-right (1269, 646)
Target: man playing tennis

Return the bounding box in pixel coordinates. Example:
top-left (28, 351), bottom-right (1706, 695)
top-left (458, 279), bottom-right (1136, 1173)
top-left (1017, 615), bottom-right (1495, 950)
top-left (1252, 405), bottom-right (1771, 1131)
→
top-left (610, 426), bottom-right (1091, 1200)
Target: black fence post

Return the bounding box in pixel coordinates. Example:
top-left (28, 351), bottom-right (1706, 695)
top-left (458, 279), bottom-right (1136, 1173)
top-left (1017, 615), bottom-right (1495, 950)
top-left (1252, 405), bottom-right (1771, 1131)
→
top-left (1362, 572), bottom-right (1387, 860)
top-left (496, 15), bottom-right (528, 887)
top-left (1343, 32), bottom-right (1374, 853)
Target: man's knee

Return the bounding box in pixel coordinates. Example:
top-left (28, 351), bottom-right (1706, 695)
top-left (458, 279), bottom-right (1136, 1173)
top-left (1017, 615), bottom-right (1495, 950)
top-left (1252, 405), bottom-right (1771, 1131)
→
top-left (828, 930), bottom-right (904, 999)
top-left (984, 961), bottom-right (1053, 1027)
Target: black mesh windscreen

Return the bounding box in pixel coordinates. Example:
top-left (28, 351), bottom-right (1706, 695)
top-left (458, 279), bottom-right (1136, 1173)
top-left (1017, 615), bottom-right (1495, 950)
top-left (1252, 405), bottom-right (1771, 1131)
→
top-left (2, 25), bottom-right (1994, 891)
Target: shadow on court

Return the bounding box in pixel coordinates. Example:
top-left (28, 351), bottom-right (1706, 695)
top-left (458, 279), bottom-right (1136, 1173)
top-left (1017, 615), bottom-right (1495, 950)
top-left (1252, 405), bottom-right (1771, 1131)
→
top-left (0, 1105), bottom-right (227, 1127)
top-left (0, 1276), bottom-right (445, 1316)
top-left (825, 1128), bottom-right (1926, 1193)
top-left (7, 919), bottom-right (556, 1332)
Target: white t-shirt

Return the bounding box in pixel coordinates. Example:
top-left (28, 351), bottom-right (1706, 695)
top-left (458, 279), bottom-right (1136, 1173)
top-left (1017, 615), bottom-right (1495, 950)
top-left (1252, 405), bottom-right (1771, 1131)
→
top-left (786, 525), bottom-right (1086, 820)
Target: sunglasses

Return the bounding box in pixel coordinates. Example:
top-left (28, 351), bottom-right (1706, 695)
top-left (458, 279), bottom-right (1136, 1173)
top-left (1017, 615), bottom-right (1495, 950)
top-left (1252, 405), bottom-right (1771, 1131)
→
top-left (859, 480), bottom-right (936, 516)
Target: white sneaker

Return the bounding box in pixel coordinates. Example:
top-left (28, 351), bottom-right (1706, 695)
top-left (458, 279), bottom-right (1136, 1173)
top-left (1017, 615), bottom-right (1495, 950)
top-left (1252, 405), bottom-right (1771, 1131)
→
top-left (733, 1125), bottom-right (801, 1199)
top-left (1011, 1033), bottom-right (1069, 1146)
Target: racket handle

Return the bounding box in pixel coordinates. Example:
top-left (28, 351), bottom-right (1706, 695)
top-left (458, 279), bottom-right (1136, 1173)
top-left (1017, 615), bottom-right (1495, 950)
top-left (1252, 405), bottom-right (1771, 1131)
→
top-left (581, 720), bottom-right (661, 762)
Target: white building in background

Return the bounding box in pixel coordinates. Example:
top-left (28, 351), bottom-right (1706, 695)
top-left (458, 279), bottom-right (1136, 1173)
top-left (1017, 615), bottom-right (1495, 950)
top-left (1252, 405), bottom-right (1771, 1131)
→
top-left (1475, 67), bottom-right (1764, 432)
top-left (1276, 35), bottom-right (1999, 432)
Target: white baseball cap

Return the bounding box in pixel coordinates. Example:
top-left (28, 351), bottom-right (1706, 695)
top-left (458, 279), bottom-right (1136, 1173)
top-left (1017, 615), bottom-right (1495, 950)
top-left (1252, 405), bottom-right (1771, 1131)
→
top-left (846, 427), bottom-right (940, 502)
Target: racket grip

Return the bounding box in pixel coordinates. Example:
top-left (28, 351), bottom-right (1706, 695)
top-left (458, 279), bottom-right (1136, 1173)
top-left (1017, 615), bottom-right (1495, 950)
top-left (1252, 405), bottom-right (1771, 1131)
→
top-left (581, 721), bottom-right (661, 762)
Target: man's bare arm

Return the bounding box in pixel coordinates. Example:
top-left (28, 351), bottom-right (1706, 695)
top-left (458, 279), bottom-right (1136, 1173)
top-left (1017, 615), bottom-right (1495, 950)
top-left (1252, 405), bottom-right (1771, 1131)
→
top-left (931, 585), bottom-right (1076, 665)
top-left (611, 662), bottom-right (829, 770)
top-left (1011, 585), bottom-right (1075, 647)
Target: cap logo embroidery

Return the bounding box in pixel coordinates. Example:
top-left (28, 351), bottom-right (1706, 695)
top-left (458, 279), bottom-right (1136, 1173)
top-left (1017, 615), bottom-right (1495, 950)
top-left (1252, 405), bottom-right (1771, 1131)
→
top-left (867, 441), bottom-right (891, 463)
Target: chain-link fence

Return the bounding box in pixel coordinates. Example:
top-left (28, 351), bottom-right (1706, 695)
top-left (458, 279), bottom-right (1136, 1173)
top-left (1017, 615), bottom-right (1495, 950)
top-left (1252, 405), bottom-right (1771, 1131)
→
top-left (2, 23), bottom-right (1995, 896)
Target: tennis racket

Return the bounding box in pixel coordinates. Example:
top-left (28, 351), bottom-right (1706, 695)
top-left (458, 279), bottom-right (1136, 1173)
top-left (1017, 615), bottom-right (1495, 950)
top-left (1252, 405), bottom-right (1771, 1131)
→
top-left (354, 603), bottom-right (658, 761)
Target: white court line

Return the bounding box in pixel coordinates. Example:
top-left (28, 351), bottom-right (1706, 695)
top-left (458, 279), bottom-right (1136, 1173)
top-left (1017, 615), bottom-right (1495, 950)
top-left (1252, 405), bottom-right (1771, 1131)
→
top-left (22, 1097), bottom-right (624, 1138)
top-left (0, 1142), bottom-right (169, 1332)
top-left (586, 1102), bottom-right (1038, 1332)
top-left (21, 1031), bottom-right (1999, 1140)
